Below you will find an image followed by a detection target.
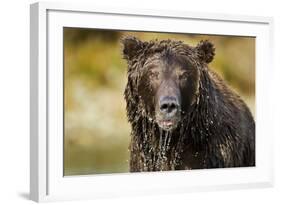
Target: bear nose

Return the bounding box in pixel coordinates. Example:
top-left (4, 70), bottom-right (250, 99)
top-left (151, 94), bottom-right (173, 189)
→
top-left (159, 96), bottom-right (179, 116)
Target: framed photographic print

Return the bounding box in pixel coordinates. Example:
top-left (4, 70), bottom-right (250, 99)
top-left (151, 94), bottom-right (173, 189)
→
top-left (30, 2), bottom-right (274, 202)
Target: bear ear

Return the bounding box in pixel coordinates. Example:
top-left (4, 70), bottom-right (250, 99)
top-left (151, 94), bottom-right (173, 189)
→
top-left (121, 36), bottom-right (144, 61)
top-left (195, 40), bottom-right (215, 64)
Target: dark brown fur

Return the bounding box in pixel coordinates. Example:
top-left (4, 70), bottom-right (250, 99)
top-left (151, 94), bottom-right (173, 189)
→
top-left (122, 36), bottom-right (255, 172)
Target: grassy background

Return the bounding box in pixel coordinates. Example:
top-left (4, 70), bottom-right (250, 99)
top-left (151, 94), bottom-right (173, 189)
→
top-left (63, 28), bottom-right (255, 175)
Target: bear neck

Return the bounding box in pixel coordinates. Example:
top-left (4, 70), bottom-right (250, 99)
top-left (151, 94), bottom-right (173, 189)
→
top-left (130, 116), bottom-right (183, 171)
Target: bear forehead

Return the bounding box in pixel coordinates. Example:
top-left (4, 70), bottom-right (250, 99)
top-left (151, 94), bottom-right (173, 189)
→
top-left (147, 39), bottom-right (193, 53)
top-left (143, 46), bottom-right (196, 69)
top-left (139, 41), bottom-right (196, 63)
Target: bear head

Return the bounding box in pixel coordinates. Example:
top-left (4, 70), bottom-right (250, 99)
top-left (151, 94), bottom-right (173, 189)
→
top-left (122, 36), bottom-right (215, 131)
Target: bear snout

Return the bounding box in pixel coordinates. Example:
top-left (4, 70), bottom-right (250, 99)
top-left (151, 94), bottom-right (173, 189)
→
top-left (159, 96), bottom-right (179, 117)
top-left (156, 95), bottom-right (181, 131)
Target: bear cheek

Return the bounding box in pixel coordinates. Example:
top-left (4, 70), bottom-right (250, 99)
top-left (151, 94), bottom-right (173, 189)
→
top-left (137, 78), bottom-right (156, 117)
top-left (181, 75), bottom-right (199, 111)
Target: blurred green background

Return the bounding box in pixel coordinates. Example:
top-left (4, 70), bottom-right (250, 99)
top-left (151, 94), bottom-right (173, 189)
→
top-left (63, 28), bottom-right (255, 176)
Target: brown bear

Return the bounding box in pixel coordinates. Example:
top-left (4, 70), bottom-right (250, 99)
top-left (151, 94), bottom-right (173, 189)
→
top-left (122, 36), bottom-right (255, 172)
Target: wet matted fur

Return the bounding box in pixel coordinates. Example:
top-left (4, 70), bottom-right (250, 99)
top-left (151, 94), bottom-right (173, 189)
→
top-left (122, 36), bottom-right (255, 172)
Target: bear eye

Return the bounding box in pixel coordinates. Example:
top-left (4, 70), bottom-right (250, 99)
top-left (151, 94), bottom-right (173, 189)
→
top-left (179, 71), bottom-right (190, 80)
top-left (149, 71), bottom-right (159, 79)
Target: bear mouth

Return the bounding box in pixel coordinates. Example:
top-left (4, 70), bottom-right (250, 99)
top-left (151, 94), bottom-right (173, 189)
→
top-left (157, 119), bottom-right (178, 131)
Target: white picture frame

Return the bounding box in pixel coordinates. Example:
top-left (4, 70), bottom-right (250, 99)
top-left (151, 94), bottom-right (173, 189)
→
top-left (30, 2), bottom-right (274, 202)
